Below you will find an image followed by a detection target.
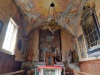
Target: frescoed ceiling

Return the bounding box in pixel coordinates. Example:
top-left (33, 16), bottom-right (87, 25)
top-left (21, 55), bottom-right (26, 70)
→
top-left (14, 0), bottom-right (84, 35)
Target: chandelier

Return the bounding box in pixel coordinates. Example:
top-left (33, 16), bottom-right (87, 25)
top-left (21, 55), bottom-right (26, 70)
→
top-left (42, 2), bottom-right (58, 34)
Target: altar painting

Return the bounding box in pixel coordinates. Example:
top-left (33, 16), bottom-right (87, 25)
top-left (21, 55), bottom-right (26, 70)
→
top-left (39, 29), bottom-right (62, 61)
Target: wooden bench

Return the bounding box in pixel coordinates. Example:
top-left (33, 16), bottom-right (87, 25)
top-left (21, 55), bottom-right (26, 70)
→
top-left (0, 70), bottom-right (25, 75)
top-left (73, 70), bottom-right (100, 75)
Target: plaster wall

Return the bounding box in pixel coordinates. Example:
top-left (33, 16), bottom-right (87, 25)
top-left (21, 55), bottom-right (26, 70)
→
top-left (0, 0), bottom-right (25, 61)
top-left (61, 29), bottom-right (74, 61)
top-left (27, 28), bottom-right (39, 61)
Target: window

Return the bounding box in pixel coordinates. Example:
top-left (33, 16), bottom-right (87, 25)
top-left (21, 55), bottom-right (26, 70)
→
top-left (2, 18), bottom-right (18, 55)
top-left (81, 7), bottom-right (100, 51)
top-left (83, 15), bottom-right (99, 49)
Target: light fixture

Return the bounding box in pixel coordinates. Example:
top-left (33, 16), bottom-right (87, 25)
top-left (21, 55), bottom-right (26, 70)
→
top-left (42, 1), bottom-right (58, 34)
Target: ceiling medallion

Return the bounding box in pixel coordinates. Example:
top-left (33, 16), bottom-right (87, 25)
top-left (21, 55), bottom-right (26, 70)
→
top-left (42, 1), bottom-right (59, 34)
top-left (48, 18), bottom-right (57, 33)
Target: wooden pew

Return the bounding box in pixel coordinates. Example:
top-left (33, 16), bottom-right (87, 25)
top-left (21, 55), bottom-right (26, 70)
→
top-left (0, 52), bottom-right (22, 73)
top-left (65, 68), bottom-right (100, 75)
top-left (0, 70), bottom-right (25, 75)
top-left (73, 70), bottom-right (100, 75)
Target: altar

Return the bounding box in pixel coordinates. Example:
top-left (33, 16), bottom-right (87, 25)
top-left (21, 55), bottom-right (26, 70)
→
top-left (38, 66), bottom-right (62, 75)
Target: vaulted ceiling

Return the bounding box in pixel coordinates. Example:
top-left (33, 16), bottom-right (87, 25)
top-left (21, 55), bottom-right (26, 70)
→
top-left (14, 0), bottom-right (87, 36)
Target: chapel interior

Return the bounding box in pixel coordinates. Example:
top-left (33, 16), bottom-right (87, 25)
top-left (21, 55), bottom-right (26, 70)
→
top-left (0, 0), bottom-right (100, 75)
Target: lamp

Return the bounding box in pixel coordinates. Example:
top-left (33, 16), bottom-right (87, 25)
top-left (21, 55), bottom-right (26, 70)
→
top-left (43, 1), bottom-right (58, 34)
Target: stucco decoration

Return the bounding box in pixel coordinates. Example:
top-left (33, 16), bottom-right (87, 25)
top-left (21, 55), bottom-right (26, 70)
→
top-left (14, 0), bottom-right (82, 35)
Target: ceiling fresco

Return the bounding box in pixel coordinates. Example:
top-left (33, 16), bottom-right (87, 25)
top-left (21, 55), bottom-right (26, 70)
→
top-left (14, 0), bottom-right (82, 35)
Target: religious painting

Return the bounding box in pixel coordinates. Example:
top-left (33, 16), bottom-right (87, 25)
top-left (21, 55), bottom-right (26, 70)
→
top-left (0, 20), bottom-right (3, 34)
top-left (78, 35), bottom-right (86, 58)
top-left (39, 29), bottom-right (62, 61)
top-left (18, 39), bottom-right (22, 50)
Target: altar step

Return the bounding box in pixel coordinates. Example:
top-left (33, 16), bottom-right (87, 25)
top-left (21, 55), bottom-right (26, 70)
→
top-left (56, 62), bottom-right (64, 64)
top-left (34, 62), bottom-right (46, 67)
top-left (34, 61), bottom-right (64, 67)
top-left (54, 62), bottom-right (64, 66)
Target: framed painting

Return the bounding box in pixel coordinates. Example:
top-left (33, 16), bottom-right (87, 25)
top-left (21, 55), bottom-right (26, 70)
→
top-left (18, 39), bottom-right (22, 50)
top-left (78, 35), bottom-right (86, 58)
top-left (0, 20), bottom-right (3, 34)
top-left (39, 29), bottom-right (62, 61)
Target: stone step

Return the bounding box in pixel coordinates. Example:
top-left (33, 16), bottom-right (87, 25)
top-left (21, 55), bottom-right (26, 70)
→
top-left (34, 62), bottom-right (46, 67)
top-left (56, 62), bottom-right (64, 64)
top-left (34, 61), bottom-right (64, 65)
top-left (34, 61), bottom-right (64, 67)
top-left (34, 61), bottom-right (46, 64)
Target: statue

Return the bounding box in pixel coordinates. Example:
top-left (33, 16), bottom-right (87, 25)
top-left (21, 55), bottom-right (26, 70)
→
top-left (67, 49), bottom-right (74, 63)
top-left (28, 49), bottom-right (34, 61)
